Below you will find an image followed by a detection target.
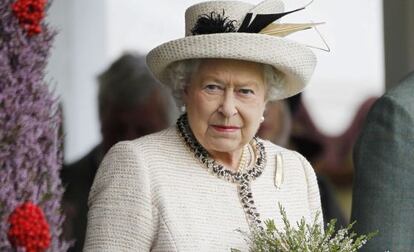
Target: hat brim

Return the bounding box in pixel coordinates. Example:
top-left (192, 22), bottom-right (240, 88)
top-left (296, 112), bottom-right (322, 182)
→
top-left (147, 33), bottom-right (316, 100)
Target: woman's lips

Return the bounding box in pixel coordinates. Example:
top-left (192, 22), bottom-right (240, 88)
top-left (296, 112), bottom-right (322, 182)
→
top-left (211, 125), bottom-right (240, 133)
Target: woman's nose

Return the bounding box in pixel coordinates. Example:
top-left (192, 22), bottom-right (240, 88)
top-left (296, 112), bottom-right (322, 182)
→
top-left (218, 92), bottom-right (238, 117)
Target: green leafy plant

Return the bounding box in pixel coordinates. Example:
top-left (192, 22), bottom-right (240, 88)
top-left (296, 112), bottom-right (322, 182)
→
top-left (232, 204), bottom-right (377, 252)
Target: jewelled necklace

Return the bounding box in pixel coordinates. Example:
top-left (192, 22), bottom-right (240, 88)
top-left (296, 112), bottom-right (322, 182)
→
top-left (176, 114), bottom-right (267, 230)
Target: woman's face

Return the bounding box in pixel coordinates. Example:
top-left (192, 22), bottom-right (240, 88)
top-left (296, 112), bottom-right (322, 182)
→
top-left (183, 59), bottom-right (267, 156)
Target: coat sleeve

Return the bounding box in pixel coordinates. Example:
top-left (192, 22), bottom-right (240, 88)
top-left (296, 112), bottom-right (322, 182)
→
top-left (83, 141), bottom-right (158, 251)
top-left (351, 95), bottom-right (414, 251)
top-left (295, 152), bottom-right (324, 228)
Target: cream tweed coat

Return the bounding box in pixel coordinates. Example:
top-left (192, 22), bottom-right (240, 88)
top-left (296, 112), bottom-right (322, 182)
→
top-left (84, 127), bottom-right (322, 251)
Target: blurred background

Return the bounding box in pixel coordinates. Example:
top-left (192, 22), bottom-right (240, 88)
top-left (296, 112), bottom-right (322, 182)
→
top-left (46, 0), bottom-right (414, 221)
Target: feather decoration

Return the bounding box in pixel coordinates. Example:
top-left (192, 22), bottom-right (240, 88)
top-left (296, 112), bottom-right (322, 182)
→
top-left (237, 7), bottom-right (305, 33)
top-left (237, 0), bottom-right (315, 33)
top-left (245, 0), bottom-right (285, 16)
top-left (260, 22), bottom-right (324, 37)
top-left (191, 11), bottom-right (237, 35)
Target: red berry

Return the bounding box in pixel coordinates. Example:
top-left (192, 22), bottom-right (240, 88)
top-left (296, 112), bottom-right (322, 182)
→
top-left (8, 202), bottom-right (51, 251)
top-left (11, 0), bottom-right (46, 36)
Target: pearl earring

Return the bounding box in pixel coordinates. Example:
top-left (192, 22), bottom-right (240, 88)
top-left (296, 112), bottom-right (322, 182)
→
top-left (260, 116), bottom-right (265, 123)
top-left (180, 105), bottom-right (186, 113)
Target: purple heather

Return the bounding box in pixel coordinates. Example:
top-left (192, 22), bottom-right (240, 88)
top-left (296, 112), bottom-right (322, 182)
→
top-left (0, 0), bottom-right (70, 251)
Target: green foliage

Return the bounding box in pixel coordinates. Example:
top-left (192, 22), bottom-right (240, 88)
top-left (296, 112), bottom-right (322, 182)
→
top-left (232, 203), bottom-right (377, 252)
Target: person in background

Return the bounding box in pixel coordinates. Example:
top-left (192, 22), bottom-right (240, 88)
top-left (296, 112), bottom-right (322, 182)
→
top-left (257, 97), bottom-right (347, 228)
top-left (275, 92), bottom-right (377, 222)
top-left (351, 71), bottom-right (414, 251)
top-left (257, 100), bottom-right (292, 147)
top-left (61, 53), bottom-right (177, 252)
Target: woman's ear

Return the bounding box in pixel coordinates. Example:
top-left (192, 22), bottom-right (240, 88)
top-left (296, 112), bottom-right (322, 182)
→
top-left (262, 101), bottom-right (268, 115)
top-left (262, 104), bottom-right (267, 117)
top-left (180, 86), bottom-right (190, 113)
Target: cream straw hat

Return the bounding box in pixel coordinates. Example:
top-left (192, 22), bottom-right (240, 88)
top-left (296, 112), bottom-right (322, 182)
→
top-left (147, 0), bottom-right (319, 99)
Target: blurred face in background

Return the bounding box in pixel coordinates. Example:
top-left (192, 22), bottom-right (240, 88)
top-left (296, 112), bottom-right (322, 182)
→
top-left (100, 89), bottom-right (170, 153)
top-left (257, 100), bottom-right (291, 147)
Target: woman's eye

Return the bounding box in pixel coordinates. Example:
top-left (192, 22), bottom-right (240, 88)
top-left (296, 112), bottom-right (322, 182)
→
top-left (239, 88), bottom-right (255, 95)
top-left (204, 84), bottom-right (222, 91)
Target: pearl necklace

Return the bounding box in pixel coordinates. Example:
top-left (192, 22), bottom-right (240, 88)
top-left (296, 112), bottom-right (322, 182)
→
top-left (237, 145), bottom-right (247, 172)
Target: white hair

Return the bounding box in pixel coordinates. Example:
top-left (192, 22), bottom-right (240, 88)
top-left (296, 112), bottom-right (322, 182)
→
top-left (166, 59), bottom-right (285, 107)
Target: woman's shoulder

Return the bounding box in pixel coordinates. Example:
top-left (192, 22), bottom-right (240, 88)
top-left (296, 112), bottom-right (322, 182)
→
top-left (102, 127), bottom-right (181, 168)
top-left (96, 127), bottom-right (182, 184)
top-left (128, 126), bottom-right (180, 149)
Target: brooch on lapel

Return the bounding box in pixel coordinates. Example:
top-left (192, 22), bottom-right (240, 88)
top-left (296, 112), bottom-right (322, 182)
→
top-left (275, 153), bottom-right (284, 189)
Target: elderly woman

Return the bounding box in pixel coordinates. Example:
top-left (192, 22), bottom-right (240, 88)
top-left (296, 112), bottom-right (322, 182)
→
top-left (84, 0), bottom-right (322, 251)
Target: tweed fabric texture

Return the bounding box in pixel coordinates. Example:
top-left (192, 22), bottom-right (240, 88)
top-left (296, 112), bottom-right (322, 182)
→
top-left (351, 72), bottom-right (414, 251)
top-left (147, 33), bottom-right (316, 100)
top-left (146, 0), bottom-right (316, 100)
top-left (84, 127), bottom-right (322, 251)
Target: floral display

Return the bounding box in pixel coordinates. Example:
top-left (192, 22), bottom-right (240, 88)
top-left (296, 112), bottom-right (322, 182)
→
top-left (232, 204), bottom-right (376, 252)
top-left (0, 0), bottom-right (69, 250)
